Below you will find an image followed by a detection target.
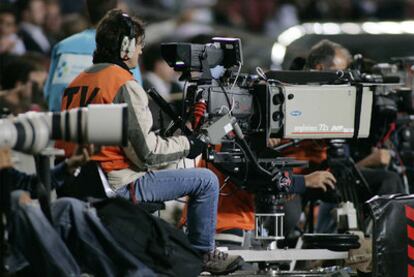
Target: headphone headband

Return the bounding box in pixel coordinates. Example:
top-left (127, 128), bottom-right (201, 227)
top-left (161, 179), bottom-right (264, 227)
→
top-left (119, 13), bottom-right (137, 61)
top-left (121, 13), bottom-right (136, 40)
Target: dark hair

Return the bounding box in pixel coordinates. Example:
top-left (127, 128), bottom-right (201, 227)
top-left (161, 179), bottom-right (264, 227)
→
top-left (93, 9), bottom-right (145, 65)
top-left (141, 43), bottom-right (162, 72)
top-left (86, 0), bottom-right (117, 26)
top-left (1, 57), bottom-right (36, 89)
top-left (0, 3), bottom-right (18, 21)
top-left (15, 0), bottom-right (44, 21)
top-left (289, 56), bottom-right (306, 70)
top-left (306, 39), bottom-right (351, 70)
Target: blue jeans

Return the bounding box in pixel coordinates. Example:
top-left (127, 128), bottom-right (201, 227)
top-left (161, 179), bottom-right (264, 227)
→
top-left (8, 190), bottom-right (155, 276)
top-left (316, 201), bottom-right (337, 233)
top-left (52, 197), bottom-right (155, 276)
top-left (116, 168), bottom-right (219, 253)
top-left (8, 191), bottom-right (80, 276)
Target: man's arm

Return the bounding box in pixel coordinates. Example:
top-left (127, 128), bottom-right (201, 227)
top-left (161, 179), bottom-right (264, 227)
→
top-left (1, 146), bottom-right (91, 195)
top-left (1, 148), bottom-right (39, 194)
top-left (114, 80), bottom-right (190, 168)
top-left (356, 147), bottom-right (391, 168)
top-left (290, 171), bottom-right (336, 195)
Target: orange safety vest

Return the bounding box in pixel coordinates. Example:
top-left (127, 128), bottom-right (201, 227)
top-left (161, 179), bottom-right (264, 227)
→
top-left (57, 64), bottom-right (134, 172)
top-left (180, 148), bottom-right (256, 232)
top-left (206, 159), bottom-right (256, 232)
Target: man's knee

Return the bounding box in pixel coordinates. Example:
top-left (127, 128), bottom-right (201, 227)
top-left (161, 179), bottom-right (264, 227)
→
top-left (52, 197), bottom-right (89, 218)
top-left (10, 190), bottom-right (33, 211)
top-left (382, 171), bottom-right (404, 193)
top-left (194, 168), bottom-right (219, 194)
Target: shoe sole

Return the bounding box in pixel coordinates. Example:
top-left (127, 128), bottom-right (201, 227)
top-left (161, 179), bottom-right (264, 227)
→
top-left (206, 257), bottom-right (244, 275)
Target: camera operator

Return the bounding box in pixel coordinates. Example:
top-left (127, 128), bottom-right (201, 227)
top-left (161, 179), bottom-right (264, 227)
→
top-left (57, 9), bottom-right (243, 275)
top-left (0, 146), bottom-right (156, 275)
top-left (44, 0), bottom-right (142, 112)
top-left (304, 39), bottom-right (405, 232)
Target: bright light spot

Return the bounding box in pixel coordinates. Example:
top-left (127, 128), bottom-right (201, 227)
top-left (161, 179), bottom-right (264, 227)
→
top-left (362, 22), bottom-right (381, 34)
top-left (278, 26), bottom-right (305, 46)
top-left (271, 43), bottom-right (287, 65)
top-left (322, 23), bottom-right (341, 34)
top-left (313, 23), bottom-right (323, 34)
top-left (302, 23), bottom-right (315, 34)
top-left (400, 21), bottom-right (414, 34)
top-left (378, 21), bottom-right (402, 34)
top-left (341, 23), bottom-right (361, 34)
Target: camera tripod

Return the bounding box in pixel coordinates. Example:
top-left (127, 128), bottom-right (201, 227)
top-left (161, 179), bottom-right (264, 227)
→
top-left (327, 139), bottom-right (371, 230)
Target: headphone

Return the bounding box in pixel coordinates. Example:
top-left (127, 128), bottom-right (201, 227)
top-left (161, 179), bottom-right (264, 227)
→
top-left (119, 13), bottom-right (136, 61)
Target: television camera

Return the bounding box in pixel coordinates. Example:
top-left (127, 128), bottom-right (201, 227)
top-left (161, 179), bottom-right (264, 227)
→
top-left (159, 38), bottom-right (373, 193)
top-left (152, 38), bottom-right (376, 245)
top-left (348, 56), bottom-right (414, 193)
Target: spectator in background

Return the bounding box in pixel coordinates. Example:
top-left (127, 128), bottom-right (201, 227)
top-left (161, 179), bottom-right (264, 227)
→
top-left (58, 0), bottom-right (84, 15)
top-left (16, 0), bottom-right (51, 55)
top-left (265, 0), bottom-right (299, 37)
top-left (23, 52), bottom-right (48, 109)
top-left (60, 13), bottom-right (89, 38)
top-left (0, 4), bottom-right (25, 55)
top-left (0, 57), bottom-right (41, 114)
top-left (44, 0), bottom-right (142, 112)
top-left (44, 0), bottom-right (63, 45)
top-left (213, 0), bottom-right (276, 33)
top-left (142, 43), bottom-right (182, 131)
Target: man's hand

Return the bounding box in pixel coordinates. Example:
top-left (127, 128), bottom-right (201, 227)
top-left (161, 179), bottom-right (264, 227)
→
top-left (304, 171), bottom-right (336, 192)
top-left (0, 148), bottom-right (13, 170)
top-left (0, 37), bottom-right (16, 54)
top-left (65, 145), bottom-right (94, 174)
top-left (267, 138), bottom-right (282, 148)
top-left (356, 147), bottom-right (391, 168)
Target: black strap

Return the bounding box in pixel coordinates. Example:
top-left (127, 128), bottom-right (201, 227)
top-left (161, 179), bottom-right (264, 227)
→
top-left (64, 111), bottom-right (71, 141)
top-left (353, 84), bottom-right (364, 140)
top-left (34, 155), bottom-right (53, 224)
top-left (129, 182), bottom-right (138, 204)
top-left (52, 113), bottom-right (62, 140)
top-left (77, 108), bottom-right (83, 144)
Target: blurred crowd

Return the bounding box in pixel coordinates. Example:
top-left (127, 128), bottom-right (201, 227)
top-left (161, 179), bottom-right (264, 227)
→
top-left (1, 0), bottom-right (414, 115)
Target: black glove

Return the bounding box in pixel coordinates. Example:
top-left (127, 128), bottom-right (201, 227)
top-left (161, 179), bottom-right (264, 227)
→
top-left (186, 135), bottom-right (206, 159)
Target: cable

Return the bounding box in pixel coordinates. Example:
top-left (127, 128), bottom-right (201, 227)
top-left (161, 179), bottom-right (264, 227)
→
top-left (218, 81), bottom-right (233, 114)
top-left (180, 81), bottom-right (188, 132)
top-left (234, 140), bottom-right (249, 183)
top-left (230, 61), bottom-right (242, 93)
top-left (256, 66), bottom-right (267, 80)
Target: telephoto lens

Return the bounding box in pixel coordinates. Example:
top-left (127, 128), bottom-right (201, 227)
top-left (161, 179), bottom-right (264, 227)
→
top-left (0, 112), bottom-right (50, 154)
top-left (0, 104), bottom-right (128, 154)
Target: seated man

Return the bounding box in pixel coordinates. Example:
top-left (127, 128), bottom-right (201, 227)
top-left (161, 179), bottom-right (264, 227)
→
top-left (57, 9), bottom-right (243, 275)
top-left (304, 39), bottom-right (405, 232)
top-left (0, 147), bottom-right (154, 276)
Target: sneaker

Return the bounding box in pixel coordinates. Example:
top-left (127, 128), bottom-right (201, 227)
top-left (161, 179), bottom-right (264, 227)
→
top-left (202, 248), bottom-right (244, 275)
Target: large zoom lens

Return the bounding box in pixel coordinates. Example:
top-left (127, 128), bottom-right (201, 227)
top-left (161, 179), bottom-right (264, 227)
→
top-left (0, 104), bottom-right (128, 154)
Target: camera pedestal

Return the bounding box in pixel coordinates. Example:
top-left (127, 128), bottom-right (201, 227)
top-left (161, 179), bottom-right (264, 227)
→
top-left (225, 248), bottom-right (348, 263)
top-left (227, 194), bottom-right (351, 272)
